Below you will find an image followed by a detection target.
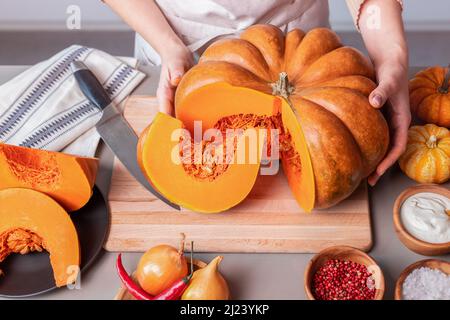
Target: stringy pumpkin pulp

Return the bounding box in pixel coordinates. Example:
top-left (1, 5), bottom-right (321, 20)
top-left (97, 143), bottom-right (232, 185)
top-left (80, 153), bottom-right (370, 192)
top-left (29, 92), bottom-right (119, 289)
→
top-left (0, 228), bottom-right (45, 276)
top-left (3, 145), bottom-right (61, 189)
top-left (181, 113), bottom-right (301, 181)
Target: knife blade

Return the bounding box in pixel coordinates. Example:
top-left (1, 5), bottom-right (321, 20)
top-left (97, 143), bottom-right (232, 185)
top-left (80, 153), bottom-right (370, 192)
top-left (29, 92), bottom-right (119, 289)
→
top-left (70, 61), bottom-right (180, 210)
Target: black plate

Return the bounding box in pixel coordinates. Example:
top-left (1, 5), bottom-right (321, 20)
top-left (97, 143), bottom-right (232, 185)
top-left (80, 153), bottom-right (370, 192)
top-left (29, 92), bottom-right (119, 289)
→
top-left (0, 186), bottom-right (109, 297)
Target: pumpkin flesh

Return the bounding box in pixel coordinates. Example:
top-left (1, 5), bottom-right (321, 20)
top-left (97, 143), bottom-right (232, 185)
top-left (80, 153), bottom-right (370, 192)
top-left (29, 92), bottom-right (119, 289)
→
top-left (138, 112), bottom-right (268, 213)
top-left (0, 188), bottom-right (80, 287)
top-left (174, 82), bottom-right (315, 211)
top-left (0, 143), bottom-right (98, 212)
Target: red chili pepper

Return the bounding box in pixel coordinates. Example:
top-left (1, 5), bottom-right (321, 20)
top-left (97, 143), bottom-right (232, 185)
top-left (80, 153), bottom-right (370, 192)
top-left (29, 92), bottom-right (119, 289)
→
top-left (116, 242), bottom-right (195, 301)
top-left (116, 253), bottom-right (154, 300)
top-left (153, 274), bottom-right (192, 300)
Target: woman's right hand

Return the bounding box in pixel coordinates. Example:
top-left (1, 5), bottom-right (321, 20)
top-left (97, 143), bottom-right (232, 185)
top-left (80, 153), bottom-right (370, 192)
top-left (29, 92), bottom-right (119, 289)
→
top-left (103, 0), bottom-right (193, 114)
top-left (157, 44), bottom-right (194, 115)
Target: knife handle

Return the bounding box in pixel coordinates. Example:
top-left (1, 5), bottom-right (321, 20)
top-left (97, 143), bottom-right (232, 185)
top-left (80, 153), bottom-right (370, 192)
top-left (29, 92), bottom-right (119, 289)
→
top-left (71, 61), bottom-right (111, 110)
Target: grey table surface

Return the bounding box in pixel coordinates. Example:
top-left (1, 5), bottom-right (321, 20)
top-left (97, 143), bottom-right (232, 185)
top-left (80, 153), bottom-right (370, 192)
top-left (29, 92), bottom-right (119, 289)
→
top-left (0, 65), bottom-right (449, 300)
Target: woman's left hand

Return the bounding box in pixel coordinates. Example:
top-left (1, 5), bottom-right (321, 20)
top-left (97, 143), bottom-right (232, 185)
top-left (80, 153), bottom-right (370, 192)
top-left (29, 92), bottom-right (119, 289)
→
top-left (367, 53), bottom-right (411, 186)
top-left (358, 0), bottom-right (410, 185)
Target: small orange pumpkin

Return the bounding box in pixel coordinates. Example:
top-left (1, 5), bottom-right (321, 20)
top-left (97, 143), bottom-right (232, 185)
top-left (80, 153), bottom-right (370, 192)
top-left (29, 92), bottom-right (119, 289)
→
top-left (409, 65), bottom-right (450, 127)
top-left (399, 124), bottom-right (450, 184)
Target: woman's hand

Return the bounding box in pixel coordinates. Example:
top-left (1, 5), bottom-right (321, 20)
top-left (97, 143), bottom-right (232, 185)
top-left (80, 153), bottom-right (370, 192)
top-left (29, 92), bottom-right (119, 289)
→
top-left (104, 0), bottom-right (194, 114)
top-left (367, 52), bottom-right (411, 186)
top-left (359, 0), bottom-right (410, 185)
top-left (157, 44), bottom-right (194, 114)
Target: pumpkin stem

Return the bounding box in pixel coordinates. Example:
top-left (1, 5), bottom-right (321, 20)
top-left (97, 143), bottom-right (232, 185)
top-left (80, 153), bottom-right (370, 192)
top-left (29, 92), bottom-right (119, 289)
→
top-left (271, 72), bottom-right (294, 99)
top-left (438, 64), bottom-right (450, 94)
top-left (426, 135), bottom-right (438, 148)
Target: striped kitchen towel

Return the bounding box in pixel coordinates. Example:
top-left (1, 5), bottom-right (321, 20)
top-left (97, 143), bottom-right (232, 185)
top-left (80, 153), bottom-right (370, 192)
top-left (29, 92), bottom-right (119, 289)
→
top-left (0, 45), bottom-right (145, 157)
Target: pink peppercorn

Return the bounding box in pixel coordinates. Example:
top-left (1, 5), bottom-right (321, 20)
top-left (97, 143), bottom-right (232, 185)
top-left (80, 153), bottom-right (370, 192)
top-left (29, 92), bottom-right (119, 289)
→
top-left (312, 259), bottom-right (376, 300)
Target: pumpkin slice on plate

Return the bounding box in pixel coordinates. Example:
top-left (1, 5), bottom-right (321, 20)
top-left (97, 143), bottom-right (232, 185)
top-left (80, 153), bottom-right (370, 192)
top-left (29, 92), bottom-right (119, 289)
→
top-left (0, 143), bottom-right (98, 212)
top-left (138, 111), bottom-right (270, 213)
top-left (175, 25), bottom-right (389, 210)
top-left (0, 188), bottom-right (80, 287)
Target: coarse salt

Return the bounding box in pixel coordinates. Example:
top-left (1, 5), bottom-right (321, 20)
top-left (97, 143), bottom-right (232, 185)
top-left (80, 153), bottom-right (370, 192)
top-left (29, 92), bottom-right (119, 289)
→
top-left (402, 267), bottom-right (450, 300)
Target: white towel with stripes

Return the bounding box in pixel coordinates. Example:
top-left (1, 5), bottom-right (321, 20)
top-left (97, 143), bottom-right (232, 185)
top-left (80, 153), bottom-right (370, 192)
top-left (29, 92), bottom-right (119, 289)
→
top-left (0, 45), bottom-right (145, 157)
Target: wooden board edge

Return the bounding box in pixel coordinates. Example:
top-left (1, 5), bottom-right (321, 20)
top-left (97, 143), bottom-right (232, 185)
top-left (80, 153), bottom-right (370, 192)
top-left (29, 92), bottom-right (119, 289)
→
top-left (104, 237), bottom-right (373, 253)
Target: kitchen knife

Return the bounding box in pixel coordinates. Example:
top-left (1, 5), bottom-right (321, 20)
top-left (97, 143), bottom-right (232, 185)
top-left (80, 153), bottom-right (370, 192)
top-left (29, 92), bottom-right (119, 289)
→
top-left (70, 61), bottom-right (180, 210)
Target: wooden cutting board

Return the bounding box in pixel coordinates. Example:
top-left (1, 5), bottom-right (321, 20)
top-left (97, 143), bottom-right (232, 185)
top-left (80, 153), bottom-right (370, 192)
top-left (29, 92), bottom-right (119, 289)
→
top-left (104, 96), bottom-right (372, 253)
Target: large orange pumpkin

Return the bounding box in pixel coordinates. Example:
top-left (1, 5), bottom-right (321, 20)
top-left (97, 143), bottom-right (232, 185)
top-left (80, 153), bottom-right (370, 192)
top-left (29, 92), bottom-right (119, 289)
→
top-left (173, 25), bottom-right (389, 210)
top-left (409, 65), bottom-right (450, 127)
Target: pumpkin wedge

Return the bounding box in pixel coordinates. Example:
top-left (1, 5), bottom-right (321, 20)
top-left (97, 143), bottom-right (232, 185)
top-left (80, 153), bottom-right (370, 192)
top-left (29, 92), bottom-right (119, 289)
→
top-left (0, 143), bottom-right (98, 211)
top-left (138, 112), bottom-right (268, 213)
top-left (175, 25), bottom-right (389, 209)
top-left (0, 188), bottom-right (80, 287)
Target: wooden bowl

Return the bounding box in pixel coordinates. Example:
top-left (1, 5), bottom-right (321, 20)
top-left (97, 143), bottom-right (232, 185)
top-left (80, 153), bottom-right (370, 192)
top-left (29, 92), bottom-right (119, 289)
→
top-left (394, 259), bottom-right (450, 300)
top-left (304, 246), bottom-right (385, 300)
top-left (114, 258), bottom-right (207, 300)
top-left (393, 184), bottom-right (450, 256)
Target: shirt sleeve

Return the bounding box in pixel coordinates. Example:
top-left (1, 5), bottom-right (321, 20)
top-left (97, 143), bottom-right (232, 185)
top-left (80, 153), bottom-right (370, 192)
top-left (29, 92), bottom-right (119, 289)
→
top-left (345, 0), bottom-right (403, 31)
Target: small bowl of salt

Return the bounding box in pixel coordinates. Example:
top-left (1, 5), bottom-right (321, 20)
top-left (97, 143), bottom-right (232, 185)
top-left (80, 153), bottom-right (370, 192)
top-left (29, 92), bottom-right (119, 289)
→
top-left (395, 259), bottom-right (450, 300)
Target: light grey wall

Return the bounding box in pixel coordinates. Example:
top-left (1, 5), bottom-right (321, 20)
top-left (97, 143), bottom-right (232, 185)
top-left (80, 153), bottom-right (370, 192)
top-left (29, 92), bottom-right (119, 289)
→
top-left (0, 0), bottom-right (126, 30)
top-left (0, 0), bottom-right (449, 31)
top-left (330, 0), bottom-right (450, 31)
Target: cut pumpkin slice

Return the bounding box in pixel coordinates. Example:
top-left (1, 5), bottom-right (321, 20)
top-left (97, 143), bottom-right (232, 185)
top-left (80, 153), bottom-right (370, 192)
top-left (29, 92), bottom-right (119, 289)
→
top-left (138, 112), bottom-right (268, 213)
top-left (0, 143), bottom-right (98, 212)
top-left (0, 188), bottom-right (80, 287)
top-left (175, 82), bottom-right (315, 212)
top-left (280, 102), bottom-right (315, 212)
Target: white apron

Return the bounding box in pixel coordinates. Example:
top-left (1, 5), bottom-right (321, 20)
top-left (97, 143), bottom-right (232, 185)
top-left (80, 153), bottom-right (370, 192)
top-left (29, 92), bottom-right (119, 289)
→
top-left (135, 0), bottom-right (330, 66)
